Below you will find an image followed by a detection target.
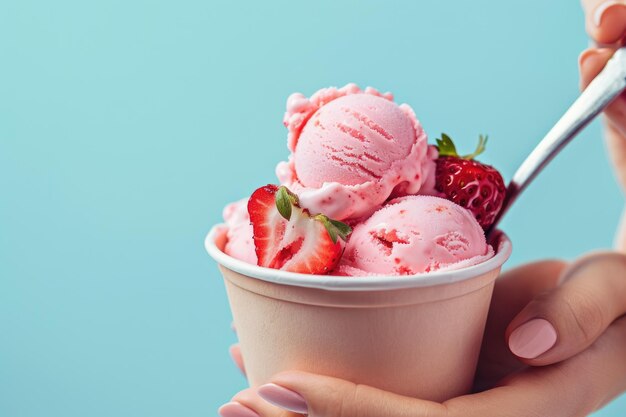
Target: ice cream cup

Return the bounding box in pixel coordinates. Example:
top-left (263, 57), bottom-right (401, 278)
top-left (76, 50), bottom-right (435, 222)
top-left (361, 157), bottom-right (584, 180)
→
top-left (205, 224), bottom-right (512, 402)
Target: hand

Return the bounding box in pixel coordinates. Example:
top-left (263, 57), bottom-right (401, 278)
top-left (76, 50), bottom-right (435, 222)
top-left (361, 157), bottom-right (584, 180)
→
top-left (580, 0), bottom-right (626, 250)
top-left (220, 253), bottom-right (626, 417)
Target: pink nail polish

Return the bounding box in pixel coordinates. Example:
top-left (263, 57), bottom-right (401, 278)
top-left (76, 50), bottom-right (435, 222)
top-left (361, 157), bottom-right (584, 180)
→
top-left (218, 401), bottom-right (260, 417)
top-left (594, 1), bottom-right (625, 27)
top-left (258, 383), bottom-right (308, 414)
top-left (509, 318), bottom-right (557, 359)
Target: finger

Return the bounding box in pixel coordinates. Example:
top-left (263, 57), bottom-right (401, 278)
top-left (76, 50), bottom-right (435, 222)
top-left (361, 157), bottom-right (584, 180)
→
top-left (579, 48), bottom-right (626, 194)
top-left (219, 397), bottom-right (263, 417)
top-left (474, 260), bottom-right (567, 390)
top-left (579, 47), bottom-right (614, 90)
top-left (229, 343), bottom-right (246, 376)
top-left (223, 388), bottom-right (293, 417)
top-left (582, 0), bottom-right (626, 45)
top-left (588, 315), bottom-right (626, 409)
top-left (506, 252), bottom-right (626, 364)
top-left (580, 48), bottom-right (626, 132)
top-left (257, 371), bottom-right (447, 417)
top-left (446, 315), bottom-right (626, 417)
top-left (484, 260), bottom-right (567, 334)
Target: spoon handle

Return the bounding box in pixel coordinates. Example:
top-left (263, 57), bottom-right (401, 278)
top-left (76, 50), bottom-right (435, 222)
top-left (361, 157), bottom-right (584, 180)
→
top-left (490, 47), bottom-right (626, 234)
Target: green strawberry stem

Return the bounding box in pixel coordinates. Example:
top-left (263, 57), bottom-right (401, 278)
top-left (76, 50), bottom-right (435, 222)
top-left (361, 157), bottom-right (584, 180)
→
top-left (435, 133), bottom-right (488, 161)
top-left (462, 135), bottom-right (488, 160)
top-left (314, 214), bottom-right (352, 244)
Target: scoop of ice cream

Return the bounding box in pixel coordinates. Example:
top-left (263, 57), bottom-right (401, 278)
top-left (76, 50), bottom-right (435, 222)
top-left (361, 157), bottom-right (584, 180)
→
top-left (222, 198), bottom-right (257, 264)
top-left (277, 83), bottom-right (437, 221)
top-left (337, 195), bottom-right (493, 276)
top-left (295, 93), bottom-right (418, 187)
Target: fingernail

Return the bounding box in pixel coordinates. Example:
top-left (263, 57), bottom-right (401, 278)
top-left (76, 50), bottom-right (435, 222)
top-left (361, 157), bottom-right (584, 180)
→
top-left (594, 1), bottom-right (625, 27)
top-left (579, 50), bottom-right (599, 71)
top-left (509, 318), bottom-right (558, 359)
top-left (218, 401), bottom-right (260, 417)
top-left (257, 383), bottom-right (308, 414)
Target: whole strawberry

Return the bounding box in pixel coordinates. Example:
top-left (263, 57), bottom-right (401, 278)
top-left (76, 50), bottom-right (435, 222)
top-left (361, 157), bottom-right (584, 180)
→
top-left (434, 134), bottom-right (506, 229)
top-left (248, 185), bottom-right (352, 274)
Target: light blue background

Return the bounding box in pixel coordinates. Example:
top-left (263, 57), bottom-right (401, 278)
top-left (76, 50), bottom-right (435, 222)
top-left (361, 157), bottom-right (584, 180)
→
top-left (1, 0), bottom-right (624, 416)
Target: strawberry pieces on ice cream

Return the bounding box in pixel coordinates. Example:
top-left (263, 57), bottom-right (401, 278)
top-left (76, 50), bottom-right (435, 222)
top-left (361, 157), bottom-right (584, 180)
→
top-left (247, 184), bottom-right (351, 274)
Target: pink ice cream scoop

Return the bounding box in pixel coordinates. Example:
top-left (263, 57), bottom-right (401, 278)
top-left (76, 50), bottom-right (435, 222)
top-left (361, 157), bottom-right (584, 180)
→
top-left (222, 198), bottom-right (257, 265)
top-left (337, 195), bottom-right (493, 276)
top-left (277, 83), bottom-right (437, 221)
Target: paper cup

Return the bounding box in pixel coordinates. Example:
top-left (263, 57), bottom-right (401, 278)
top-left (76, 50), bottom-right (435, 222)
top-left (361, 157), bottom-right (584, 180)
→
top-left (206, 225), bottom-right (512, 402)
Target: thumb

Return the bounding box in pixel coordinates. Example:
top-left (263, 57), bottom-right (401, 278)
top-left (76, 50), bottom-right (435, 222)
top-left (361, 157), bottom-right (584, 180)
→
top-left (505, 252), bottom-right (626, 366)
top-left (582, 0), bottom-right (626, 45)
top-left (257, 371), bottom-right (446, 417)
top-left (579, 48), bottom-right (626, 138)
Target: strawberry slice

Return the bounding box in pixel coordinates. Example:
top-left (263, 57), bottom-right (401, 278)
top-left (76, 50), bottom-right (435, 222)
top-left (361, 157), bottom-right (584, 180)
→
top-left (247, 185), bottom-right (352, 274)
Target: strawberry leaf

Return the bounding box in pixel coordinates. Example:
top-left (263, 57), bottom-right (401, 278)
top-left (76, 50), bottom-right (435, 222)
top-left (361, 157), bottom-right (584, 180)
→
top-left (325, 220), bottom-right (339, 243)
top-left (463, 134), bottom-right (488, 160)
top-left (275, 186), bottom-right (292, 220)
top-left (329, 219), bottom-right (352, 242)
top-left (314, 215), bottom-right (336, 243)
top-left (315, 215), bottom-right (352, 244)
top-left (435, 133), bottom-right (459, 157)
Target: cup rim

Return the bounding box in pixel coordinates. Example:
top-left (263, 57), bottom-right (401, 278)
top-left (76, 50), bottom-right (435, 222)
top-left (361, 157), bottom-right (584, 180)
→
top-left (205, 224), bottom-right (512, 292)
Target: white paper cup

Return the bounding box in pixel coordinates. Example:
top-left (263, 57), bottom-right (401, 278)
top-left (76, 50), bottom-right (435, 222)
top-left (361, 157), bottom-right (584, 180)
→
top-left (206, 224), bottom-right (512, 402)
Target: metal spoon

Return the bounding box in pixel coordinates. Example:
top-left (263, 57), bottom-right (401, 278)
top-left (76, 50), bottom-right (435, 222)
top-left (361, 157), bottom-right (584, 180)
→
top-left (489, 47), bottom-right (626, 235)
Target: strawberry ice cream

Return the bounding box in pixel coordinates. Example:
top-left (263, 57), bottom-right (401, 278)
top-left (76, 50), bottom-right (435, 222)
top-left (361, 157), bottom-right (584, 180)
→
top-left (218, 83), bottom-right (505, 277)
top-left (276, 83), bottom-right (437, 221)
top-left (336, 196), bottom-right (493, 276)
